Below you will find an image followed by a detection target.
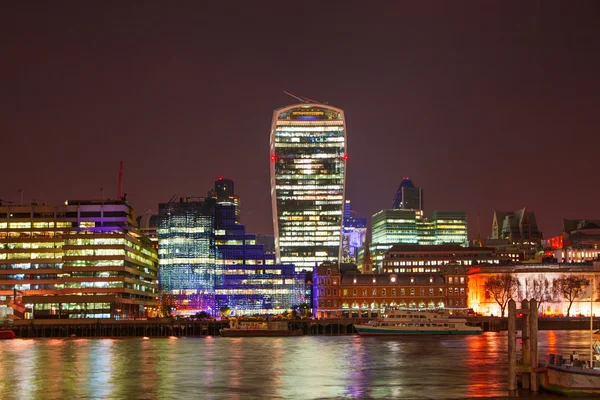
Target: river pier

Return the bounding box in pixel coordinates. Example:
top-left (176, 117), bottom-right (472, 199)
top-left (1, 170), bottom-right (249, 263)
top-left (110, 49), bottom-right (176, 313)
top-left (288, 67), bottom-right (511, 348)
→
top-left (2, 315), bottom-right (598, 338)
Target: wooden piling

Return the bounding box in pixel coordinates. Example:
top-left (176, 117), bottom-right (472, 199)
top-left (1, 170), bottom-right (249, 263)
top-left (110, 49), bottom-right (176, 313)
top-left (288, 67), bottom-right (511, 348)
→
top-left (522, 299), bottom-right (531, 390)
top-left (508, 299), bottom-right (517, 392)
top-left (529, 299), bottom-right (539, 391)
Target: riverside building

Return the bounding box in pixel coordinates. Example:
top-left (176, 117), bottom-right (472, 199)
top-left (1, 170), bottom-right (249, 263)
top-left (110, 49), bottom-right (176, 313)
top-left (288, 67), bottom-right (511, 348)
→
top-left (313, 262), bottom-right (469, 319)
top-left (270, 101), bottom-right (347, 272)
top-left (158, 195), bottom-right (307, 316)
top-left (158, 197), bottom-right (217, 315)
top-left (0, 200), bottom-right (158, 320)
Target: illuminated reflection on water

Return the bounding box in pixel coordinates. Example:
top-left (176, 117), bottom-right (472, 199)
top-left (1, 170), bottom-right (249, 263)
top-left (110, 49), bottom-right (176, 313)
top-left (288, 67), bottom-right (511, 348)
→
top-left (0, 331), bottom-right (595, 399)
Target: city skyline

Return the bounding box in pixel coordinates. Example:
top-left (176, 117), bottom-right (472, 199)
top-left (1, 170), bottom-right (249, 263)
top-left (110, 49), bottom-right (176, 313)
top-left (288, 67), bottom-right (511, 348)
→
top-left (2, 2), bottom-right (599, 240)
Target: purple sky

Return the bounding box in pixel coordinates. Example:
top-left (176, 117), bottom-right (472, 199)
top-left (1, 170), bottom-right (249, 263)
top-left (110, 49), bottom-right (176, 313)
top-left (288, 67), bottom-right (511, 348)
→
top-left (2, 1), bottom-right (599, 239)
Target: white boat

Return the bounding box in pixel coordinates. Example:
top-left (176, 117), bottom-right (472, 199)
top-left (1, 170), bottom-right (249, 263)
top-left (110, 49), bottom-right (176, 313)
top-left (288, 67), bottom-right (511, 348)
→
top-left (354, 309), bottom-right (483, 336)
top-left (538, 275), bottom-right (600, 396)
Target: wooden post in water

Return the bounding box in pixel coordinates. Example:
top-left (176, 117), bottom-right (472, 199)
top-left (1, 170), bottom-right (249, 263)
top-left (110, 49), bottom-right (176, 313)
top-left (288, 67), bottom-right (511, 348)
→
top-left (521, 299), bottom-right (531, 390)
top-left (529, 299), bottom-right (539, 391)
top-left (508, 299), bottom-right (517, 392)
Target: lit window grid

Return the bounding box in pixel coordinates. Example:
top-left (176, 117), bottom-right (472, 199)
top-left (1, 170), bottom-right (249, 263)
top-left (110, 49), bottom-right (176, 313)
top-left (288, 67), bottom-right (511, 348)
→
top-left (271, 105), bottom-right (347, 272)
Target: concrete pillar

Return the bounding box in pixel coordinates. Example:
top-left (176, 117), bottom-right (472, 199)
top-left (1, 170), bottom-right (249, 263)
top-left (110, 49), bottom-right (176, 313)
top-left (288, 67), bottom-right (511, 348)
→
top-left (508, 299), bottom-right (517, 392)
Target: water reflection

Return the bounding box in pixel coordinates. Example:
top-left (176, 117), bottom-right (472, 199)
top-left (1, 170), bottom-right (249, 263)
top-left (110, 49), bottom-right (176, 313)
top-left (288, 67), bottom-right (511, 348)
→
top-left (0, 331), bottom-right (596, 399)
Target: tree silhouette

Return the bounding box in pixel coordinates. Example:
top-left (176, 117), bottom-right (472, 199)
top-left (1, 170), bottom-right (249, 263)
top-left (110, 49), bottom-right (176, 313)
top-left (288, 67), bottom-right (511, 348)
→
top-left (553, 274), bottom-right (590, 317)
top-left (484, 273), bottom-right (520, 317)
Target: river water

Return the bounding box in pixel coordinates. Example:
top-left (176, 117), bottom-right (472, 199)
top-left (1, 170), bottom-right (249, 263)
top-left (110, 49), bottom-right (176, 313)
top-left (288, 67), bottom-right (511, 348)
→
top-left (0, 331), bottom-right (596, 399)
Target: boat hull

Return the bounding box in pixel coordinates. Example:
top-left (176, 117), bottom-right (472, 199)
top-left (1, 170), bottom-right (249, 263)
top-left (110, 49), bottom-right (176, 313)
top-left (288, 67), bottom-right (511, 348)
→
top-left (539, 364), bottom-right (600, 396)
top-left (0, 330), bottom-right (16, 340)
top-left (355, 326), bottom-right (482, 336)
top-left (220, 329), bottom-right (302, 337)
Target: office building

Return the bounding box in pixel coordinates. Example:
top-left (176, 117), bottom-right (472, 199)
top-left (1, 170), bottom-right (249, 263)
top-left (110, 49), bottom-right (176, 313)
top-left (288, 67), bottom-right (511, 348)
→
top-left (368, 208), bottom-right (468, 270)
top-left (430, 210), bottom-right (468, 245)
top-left (392, 176), bottom-right (423, 210)
top-left (158, 195), bottom-right (307, 316)
top-left (491, 208), bottom-right (542, 260)
top-left (158, 197), bottom-right (217, 315)
top-left (209, 177), bottom-right (241, 223)
top-left (381, 244), bottom-right (500, 273)
top-left (270, 102), bottom-right (347, 272)
top-left (0, 200), bottom-right (158, 319)
top-left (341, 200), bottom-right (367, 263)
top-left (545, 219), bottom-right (600, 263)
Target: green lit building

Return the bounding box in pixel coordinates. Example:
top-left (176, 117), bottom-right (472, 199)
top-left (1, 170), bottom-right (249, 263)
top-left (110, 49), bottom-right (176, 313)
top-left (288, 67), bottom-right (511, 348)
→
top-left (367, 209), bottom-right (468, 271)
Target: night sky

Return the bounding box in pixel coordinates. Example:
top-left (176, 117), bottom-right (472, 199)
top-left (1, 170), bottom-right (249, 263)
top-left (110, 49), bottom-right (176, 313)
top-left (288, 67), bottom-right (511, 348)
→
top-left (2, 1), bottom-right (599, 239)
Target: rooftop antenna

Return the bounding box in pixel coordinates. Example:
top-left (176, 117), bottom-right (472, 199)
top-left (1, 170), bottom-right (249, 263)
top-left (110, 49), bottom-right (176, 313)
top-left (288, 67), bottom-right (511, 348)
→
top-left (118, 161), bottom-right (124, 200)
top-left (283, 91), bottom-right (324, 105)
top-left (476, 212), bottom-right (482, 246)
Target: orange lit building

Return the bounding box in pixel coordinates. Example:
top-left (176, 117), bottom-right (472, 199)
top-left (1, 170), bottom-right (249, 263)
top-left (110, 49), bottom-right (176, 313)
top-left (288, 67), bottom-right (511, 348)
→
top-left (467, 263), bottom-right (600, 317)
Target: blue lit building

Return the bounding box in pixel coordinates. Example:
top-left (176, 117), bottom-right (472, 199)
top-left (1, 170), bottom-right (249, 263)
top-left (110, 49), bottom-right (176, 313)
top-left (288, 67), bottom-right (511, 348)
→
top-left (392, 177), bottom-right (423, 211)
top-left (214, 203), bottom-right (306, 315)
top-left (158, 194), bottom-right (306, 316)
top-left (158, 197), bottom-right (218, 315)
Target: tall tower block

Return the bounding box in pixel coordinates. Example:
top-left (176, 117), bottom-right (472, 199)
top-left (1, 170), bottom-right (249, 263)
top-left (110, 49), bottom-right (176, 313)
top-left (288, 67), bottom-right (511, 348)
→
top-left (270, 102), bottom-right (347, 272)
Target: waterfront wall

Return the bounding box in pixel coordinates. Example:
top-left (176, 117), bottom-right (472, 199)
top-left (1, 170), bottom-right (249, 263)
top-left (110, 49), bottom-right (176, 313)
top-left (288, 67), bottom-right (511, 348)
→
top-left (2, 317), bottom-right (599, 338)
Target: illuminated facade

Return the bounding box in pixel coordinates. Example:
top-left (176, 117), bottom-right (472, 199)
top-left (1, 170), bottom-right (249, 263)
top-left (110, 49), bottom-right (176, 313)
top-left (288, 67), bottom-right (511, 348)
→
top-left (430, 211), bottom-right (468, 245)
top-left (467, 263), bottom-right (600, 317)
top-left (313, 262), bottom-right (469, 319)
top-left (341, 200), bottom-right (367, 263)
top-left (158, 197), bottom-right (217, 315)
top-left (545, 219), bottom-right (600, 263)
top-left (0, 200), bottom-right (158, 319)
top-left (214, 203), bottom-right (307, 315)
top-left (158, 196), bottom-right (307, 316)
top-left (368, 209), bottom-right (468, 270)
top-left (270, 103), bottom-right (347, 272)
top-left (216, 265), bottom-right (306, 316)
top-left (381, 244), bottom-right (500, 274)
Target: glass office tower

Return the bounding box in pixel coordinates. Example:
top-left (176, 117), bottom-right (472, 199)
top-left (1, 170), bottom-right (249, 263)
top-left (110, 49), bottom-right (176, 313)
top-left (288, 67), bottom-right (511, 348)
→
top-left (158, 197), bottom-right (217, 315)
top-left (270, 104), bottom-right (347, 272)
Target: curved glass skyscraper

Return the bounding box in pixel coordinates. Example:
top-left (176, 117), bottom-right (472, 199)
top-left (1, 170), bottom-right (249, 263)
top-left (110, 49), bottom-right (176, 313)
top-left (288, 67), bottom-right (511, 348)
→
top-left (270, 103), bottom-right (347, 272)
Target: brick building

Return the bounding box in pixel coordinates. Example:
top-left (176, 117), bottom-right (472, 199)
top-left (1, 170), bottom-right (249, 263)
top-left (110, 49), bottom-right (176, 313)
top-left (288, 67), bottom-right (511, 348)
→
top-left (313, 262), bottom-right (469, 319)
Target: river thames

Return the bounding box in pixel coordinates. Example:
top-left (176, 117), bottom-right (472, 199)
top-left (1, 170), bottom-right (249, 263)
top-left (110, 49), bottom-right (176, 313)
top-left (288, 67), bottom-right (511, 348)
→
top-left (0, 330), bottom-right (595, 399)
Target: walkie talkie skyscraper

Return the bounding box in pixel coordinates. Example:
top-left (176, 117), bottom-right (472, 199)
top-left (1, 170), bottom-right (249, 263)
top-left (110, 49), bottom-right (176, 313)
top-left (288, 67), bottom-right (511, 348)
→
top-left (270, 96), bottom-right (347, 272)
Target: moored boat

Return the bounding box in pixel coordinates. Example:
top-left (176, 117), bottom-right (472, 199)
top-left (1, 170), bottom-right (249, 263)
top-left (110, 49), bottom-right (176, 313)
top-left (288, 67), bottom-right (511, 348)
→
top-left (539, 353), bottom-right (600, 396)
top-left (354, 308), bottom-right (482, 336)
top-left (0, 330), bottom-right (16, 340)
top-left (220, 320), bottom-right (302, 337)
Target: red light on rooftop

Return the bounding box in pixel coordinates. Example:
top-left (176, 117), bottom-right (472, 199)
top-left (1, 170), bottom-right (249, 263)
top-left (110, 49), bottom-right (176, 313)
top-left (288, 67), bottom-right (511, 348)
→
top-left (271, 154), bottom-right (278, 161)
top-left (217, 176), bottom-right (223, 181)
top-left (342, 154), bottom-right (348, 160)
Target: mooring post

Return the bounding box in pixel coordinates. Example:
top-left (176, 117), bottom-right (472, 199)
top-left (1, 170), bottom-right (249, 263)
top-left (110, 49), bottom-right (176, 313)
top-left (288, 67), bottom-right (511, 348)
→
top-left (529, 299), bottom-right (539, 391)
top-left (522, 299), bottom-right (531, 390)
top-left (508, 299), bottom-right (517, 392)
